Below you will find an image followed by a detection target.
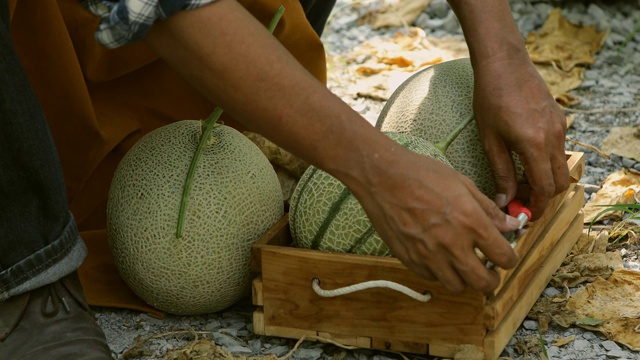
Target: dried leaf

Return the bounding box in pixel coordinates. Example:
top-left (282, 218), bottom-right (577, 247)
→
top-left (525, 8), bottom-right (608, 105)
top-left (526, 8), bottom-right (609, 71)
top-left (582, 168), bottom-right (640, 223)
top-left (336, 27), bottom-right (468, 100)
top-left (552, 335), bottom-right (576, 347)
top-left (566, 269), bottom-right (640, 351)
top-left (360, 0), bottom-right (431, 29)
top-left (551, 251), bottom-right (624, 287)
top-left (601, 126), bottom-right (640, 162)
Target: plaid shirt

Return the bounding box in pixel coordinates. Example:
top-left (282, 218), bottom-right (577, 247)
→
top-left (83, 0), bottom-right (216, 48)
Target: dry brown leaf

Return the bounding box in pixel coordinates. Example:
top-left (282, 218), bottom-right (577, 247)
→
top-left (552, 335), bottom-right (576, 347)
top-left (338, 27), bottom-right (468, 100)
top-left (566, 269), bottom-right (640, 351)
top-left (601, 126), bottom-right (640, 162)
top-left (551, 251), bottom-right (624, 287)
top-left (582, 168), bottom-right (640, 223)
top-left (528, 296), bottom-right (577, 333)
top-left (526, 8), bottom-right (609, 71)
top-left (360, 0), bottom-right (431, 29)
top-left (534, 64), bottom-right (584, 106)
top-left (525, 8), bottom-right (608, 105)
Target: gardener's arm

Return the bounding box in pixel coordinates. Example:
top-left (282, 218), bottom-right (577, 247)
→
top-left (143, 0), bottom-right (522, 293)
top-left (447, 0), bottom-right (570, 218)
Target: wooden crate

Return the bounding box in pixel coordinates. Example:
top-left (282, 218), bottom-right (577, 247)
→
top-left (251, 152), bottom-right (585, 359)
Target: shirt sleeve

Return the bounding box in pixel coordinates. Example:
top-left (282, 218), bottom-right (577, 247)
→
top-left (82, 0), bottom-right (217, 49)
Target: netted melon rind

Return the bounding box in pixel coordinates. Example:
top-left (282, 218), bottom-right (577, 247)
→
top-left (107, 121), bottom-right (283, 315)
top-left (376, 58), bottom-right (523, 199)
top-left (289, 132), bottom-right (452, 257)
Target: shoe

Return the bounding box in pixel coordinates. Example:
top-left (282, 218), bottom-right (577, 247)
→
top-left (0, 272), bottom-right (113, 359)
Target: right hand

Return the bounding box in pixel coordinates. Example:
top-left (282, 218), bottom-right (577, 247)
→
top-left (347, 144), bottom-right (521, 293)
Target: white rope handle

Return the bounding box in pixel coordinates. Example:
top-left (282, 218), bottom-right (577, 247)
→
top-left (311, 278), bottom-right (431, 302)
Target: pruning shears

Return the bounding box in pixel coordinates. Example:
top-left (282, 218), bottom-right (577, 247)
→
top-left (503, 199), bottom-right (532, 243)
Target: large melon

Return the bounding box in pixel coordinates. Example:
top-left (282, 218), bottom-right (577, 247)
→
top-left (290, 132), bottom-right (452, 256)
top-left (376, 58), bottom-right (523, 199)
top-left (107, 120), bottom-right (283, 315)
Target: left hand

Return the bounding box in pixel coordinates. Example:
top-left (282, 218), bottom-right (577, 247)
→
top-left (471, 53), bottom-right (570, 218)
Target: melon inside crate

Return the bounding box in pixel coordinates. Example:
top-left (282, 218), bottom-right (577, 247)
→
top-left (251, 152), bottom-right (585, 359)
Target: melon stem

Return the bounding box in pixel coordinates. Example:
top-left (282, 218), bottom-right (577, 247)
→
top-left (433, 113), bottom-right (475, 155)
top-left (267, 5), bottom-right (285, 33)
top-left (176, 107), bottom-right (224, 239)
top-left (175, 6), bottom-right (285, 239)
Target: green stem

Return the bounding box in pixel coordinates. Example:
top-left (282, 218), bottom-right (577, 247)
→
top-left (433, 113), bottom-right (474, 155)
top-left (267, 5), bottom-right (285, 33)
top-left (176, 107), bottom-right (224, 238)
top-left (176, 6), bottom-right (285, 239)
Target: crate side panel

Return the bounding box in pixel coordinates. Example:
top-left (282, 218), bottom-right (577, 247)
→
top-left (484, 213), bottom-right (584, 359)
top-left (260, 246), bottom-right (486, 346)
top-left (486, 185), bottom-right (584, 328)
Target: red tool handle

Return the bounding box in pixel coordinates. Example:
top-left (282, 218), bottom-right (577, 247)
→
top-left (507, 199), bottom-right (532, 221)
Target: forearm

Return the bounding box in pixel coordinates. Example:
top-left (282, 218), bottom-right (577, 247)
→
top-left (447, 0), bottom-right (529, 66)
top-left (143, 0), bottom-right (395, 187)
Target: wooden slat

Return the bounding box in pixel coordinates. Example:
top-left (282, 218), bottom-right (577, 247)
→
top-left (317, 332), bottom-right (372, 348)
top-left (259, 245), bottom-right (486, 346)
top-left (252, 275), bottom-right (263, 306)
top-left (483, 212), bottom-right (584, 359)
top-left (486, 185), bottom-right (584, 328)
top-left (565, 151), bottom-right (586, 183)
top-left (253, 308), bottom-right (265, 335)
top-left (492, 184), bottom-right (571, 295)
top-left (251, 214), bottom-right (290, 272)
top-left (370, 337), bottom-right (428, 355)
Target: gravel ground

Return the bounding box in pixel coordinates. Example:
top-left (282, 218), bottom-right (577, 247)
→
top-left (93, 1), bottom-right (640, 359)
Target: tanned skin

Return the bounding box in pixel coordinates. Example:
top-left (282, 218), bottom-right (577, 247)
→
top-left (144, 0), bottom-right (569, 293)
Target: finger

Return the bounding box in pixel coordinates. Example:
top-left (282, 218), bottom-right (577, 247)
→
top-left (450, 193), bottom-right (519, 271)
top-left (480, 131), bottom-right (518, 209)
top-left (466, 179), bottom-right (522, 233)
top-left (519, 146), bottom-right (556, 220)
top-left (405, 240), bottom-right (466, 292)
top-left (551, 142), bottom-right (571, 196)
top-left (452, 247), bottom-right (501, 293)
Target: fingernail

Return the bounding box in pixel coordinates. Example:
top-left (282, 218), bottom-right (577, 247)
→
top-left (506, 214), bottom-right (521, 228)
top-left (495, 193), bottom-right (508, 208)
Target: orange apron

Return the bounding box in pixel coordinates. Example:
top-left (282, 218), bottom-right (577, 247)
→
top-left (10, 0), bottom-right (326, 317)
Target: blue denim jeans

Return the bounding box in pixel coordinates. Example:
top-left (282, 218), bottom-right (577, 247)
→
top-left (0, 0), bottom-right (86, 301)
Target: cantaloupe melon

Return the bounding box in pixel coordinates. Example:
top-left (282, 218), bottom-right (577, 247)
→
top-left (376, 58), bottom-right (523, 199)
top-left (107, 120), bottom-right (283, 315)
top-left (290, 132), bottom-right (452, 256)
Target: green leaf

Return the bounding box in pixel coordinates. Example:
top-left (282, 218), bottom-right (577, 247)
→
top-left (576, 317), bottom-right (605, 326)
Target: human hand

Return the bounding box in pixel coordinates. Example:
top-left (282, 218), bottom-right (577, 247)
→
top-left (471, 54), bottom-right (570, 219)
top-left (348, 146), bottom-right (522, 293)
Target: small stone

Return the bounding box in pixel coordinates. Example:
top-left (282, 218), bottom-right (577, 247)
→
top-left (607, 348), bottom-right (631, 358)
top-left (264, 345), bottom-right (290, 357)
top-left (292, 347), bottom-right (324, 360)
top-left (546, 345), bottom-right (561, 358)
top-left (573, 339), bottom-right (592, 351)
top-left (601, 340), bottom-right (621, 352)
top-left (248, 338), bottom-right (262, 353)
top-left (522, 320), bottom-right (538, 331)
top-left (587, 4), bottom-right (607, 22)
top-left (622, 157), bottom-right (636, 168)
top-left (226, 345), bottom-right (254, 355)
top-left (427, 0), bottom-right (450, 19)
top-left (544, 287), bottom-right (562, 297)
top-left (581, 331), bottom-right (599, 341)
